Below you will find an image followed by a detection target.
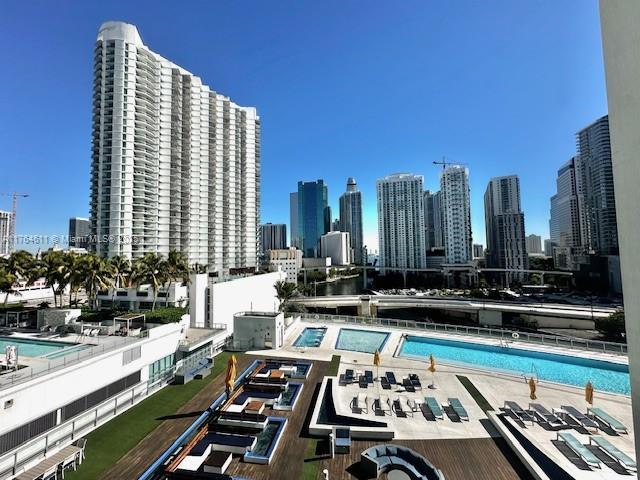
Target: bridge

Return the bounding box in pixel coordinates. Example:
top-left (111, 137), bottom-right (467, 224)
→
top-left (291, 294), bottom-right (616, 329)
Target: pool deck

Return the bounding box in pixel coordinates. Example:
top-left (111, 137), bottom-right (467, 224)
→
top-left (247, 320), bottom-right (635, 478)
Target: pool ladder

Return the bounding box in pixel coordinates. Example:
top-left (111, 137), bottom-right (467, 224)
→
top-left (522, 362), bottom-right (539, 383)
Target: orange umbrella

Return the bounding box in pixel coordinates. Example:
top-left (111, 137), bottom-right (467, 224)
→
top-left (225, 355), bottom-right (237, 394)
top-left (373, 350), bottom-right (381, 384)
top-left (528, 377), bottom-right (537, 400)
top-left (585, 381), bottom-right (594, 405)
top-left (428, 354), bottom-right (436, 374)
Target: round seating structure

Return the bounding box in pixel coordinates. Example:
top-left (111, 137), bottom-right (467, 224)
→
top-left (360, 444), bottom-right (445, 480)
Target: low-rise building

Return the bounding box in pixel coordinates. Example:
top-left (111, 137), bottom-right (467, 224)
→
top-left (233, 311), bottom-right (285, 350)
top-left (302, 257), bottom-right (332, 277)
top-left (96, 282), bottom-right (189, 311)
top-left (269, 248), bottom-right (303, 284)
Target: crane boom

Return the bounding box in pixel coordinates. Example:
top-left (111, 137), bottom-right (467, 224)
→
top-left (432, 156), bottom-right (468, 170)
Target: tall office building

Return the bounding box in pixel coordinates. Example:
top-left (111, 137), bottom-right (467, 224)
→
top-left (543, 239), bottom-right (555, 257)
top-left (440, 166), bottom-right (472, 264)
top-left (320, 231), bottom-right (351, 266)
top-left (472, 244), bottom-right (484, 259)
top-left (89, 22), bottom-right (260, 272)
top-left (576, 115), bottom-right (618, 255)
top-left (423, 190), bottom-right (444, 251)
top-left (338, 177), bottom-right (364, 264)
top-left (296, 180), bottom-right (329, 258)
top-left (526, 234), bottom-right (542, 254)
top-left (376, 173), bottom-right (426, 270)
top-left (0, 211), bottom-right (11, 256)
top-left (289, 192), bottom-right (299, 248)
top-left (69, 217), bottom-right (90, 250)
top-left (484, 176), bottom-right (528, 275)
top-left (259, 223), bottom-right (287, 256)
top-left (549, 157), bottom-right (584, 269)
top-left (600, 0), bottom-right (640, 460)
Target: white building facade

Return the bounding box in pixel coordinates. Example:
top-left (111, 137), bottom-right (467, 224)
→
top-left (89, 22), bottom-right (260, 273)
top-left (0, 211), bottom-right (11, 256)
top-left (320, 231), bottom-right (351, 266)
top-left (440, 166), bottom-right (472, 264)
top-left (526, 234), bottom-right (542, 254)
top-left (269, 248), bottom-right (303, 284)
top-left (376, 174), bottom-right (426, 271)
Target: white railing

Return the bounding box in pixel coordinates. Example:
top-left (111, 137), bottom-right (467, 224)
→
top-left (300, 313), bottom-right (628, 355)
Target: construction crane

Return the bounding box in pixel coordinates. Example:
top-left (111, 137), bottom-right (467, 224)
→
top-left (432, 156), bottom-right (468, 171)
top-left (0, 192), bottom-right (29, 254)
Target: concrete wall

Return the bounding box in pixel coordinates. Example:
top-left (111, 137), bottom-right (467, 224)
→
top-left (189, 273), bottom-right (208, 328)
top-left (233, 313), bottom-right (285, 349)
top-left (37, 308), bottom-right (82, 329)
top-left (479, 309), bottom-right (502, 327)
top-left (209, 272), bottom-right (284, 331)
top-left (523, 314), bottom-right (595, 330)
top-left (600, 0), bottom-right (640, 470)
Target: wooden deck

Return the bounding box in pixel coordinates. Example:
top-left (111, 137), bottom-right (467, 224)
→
top-left (99, 354), bottom-right (253, 480)
top-left (101, 353), bottom-right (534, 480)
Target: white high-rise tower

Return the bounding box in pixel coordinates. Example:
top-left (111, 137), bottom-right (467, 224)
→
top-left (440, 166), bottom-right (472, 264)
top-left (90, 22), bottom-right (260, 272)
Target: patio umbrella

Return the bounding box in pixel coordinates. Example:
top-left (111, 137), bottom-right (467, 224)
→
top-left (373, 350), bottom-right (381, 387)
top-left (225, 355), bottom-right (237, 399)
top-left (585, 381), bottom-right (594, 405)
top-left (528, 377), bottom-right (537, 400)
top-left (428, 354), bottom-right (437, 389)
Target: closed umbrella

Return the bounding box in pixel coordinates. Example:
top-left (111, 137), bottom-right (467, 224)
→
top-left (528, 377), bottom-right (537, 401)
top-left (585, 381), bottom-right (594, 406)
top-left (428, 354), bottom-right (437, 389)
top-left (373, 350), bottom-right (381, 385)
top-left (225, 355), bottom-right (237, 399)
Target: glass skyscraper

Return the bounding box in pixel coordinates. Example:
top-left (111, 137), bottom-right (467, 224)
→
top-left (297, 180), bottom-right (329, 258)
top-left (339, 177), bottom-right (364, 264)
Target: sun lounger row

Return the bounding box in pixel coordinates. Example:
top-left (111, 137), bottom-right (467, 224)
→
top-left (505, 401), bottom-right (628, 435)
top-left (557, 432), bottom-right (637, 472)
top-left (387, 396), bottom-right (467, 421)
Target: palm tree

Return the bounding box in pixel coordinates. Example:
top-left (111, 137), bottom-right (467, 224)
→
top-left (82, 254), bottom-right (113, 309)
top-left (274, 280), bottom-right (298, 312)
top-left (40, 250), bottom-right (69, 308)
top-left (165, 250), bottom-right (189, 307)
top-left (1, 251), bottom-right (37, 306)
top-left (109, 256), bottom-right (131, 308)
top-left (191, 263), bottom-right (208, 274)
top-left (66, 252), bottom-right (85, 306)
top-left (132, 253), bottom-right (169, 311)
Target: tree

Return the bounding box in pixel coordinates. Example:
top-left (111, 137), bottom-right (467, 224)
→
top-left (595, 309), bottom-right (626, 342)
top-left (165, 250), bottom-right (189, 307)
top-left (40, 250), bottom-right (70, 308)
top-left (109, 255), bottom-right (131, 308)
top-left (0, 251), bottom-right (37, 306)
top-left (66, 252), bottom-right (85, 306)
top-left (274, 280), bottom-right (298, 312)
top-left (132, 253), bottom-right (169, 311)
top-left (82, 254), bottom-right (113, 310)
top-left (191, 263), bottom-right (208, 274)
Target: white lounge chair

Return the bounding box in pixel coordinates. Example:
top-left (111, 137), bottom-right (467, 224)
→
top-left (588, 407), bottom-right (628, 434)
top-left (557, 432), bottom-right (601, 469)
top-left (589, 435), bottom-right (636, 472)
top-left (352, 393), bottom-right (368, 414)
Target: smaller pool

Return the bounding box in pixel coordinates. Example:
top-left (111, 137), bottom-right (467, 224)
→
top-left (336, 328), bottom-right (390, 354)
top-left (244, 417), bottom-right (287, 464)
top-left (294, 327), bottom-right (327, 347)
top-left (274, 382), bottom-right (303, 411)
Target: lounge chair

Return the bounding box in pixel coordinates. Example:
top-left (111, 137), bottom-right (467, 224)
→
top-left (345, 369), bottom-right (355, 383)
top-left (448, 398), bottom-right (469, 421)
top-left (504, 401), bottom-right (535, 425)
top-left (557, 432), bottom-right (601, 469)
top-left (402, 378), bottom-right (416, 393)
top-left (393, 399), bottom-right (407, 418)
top-left (356, 393), bottom-right (368, 413)
top-left (401, 395), bottom-right (419, 413)
top-left (425, 397), bottom-right (444, 420)
top-left (409, 373), bottom-right (422, 390)
top-left (380, 377), bottom-right (391, 390)
top-left (375, 394), bottom-right (391, 415)
top-left (589, 436), bottom-right (637, 472)
top-left (359, 376), bottom-right (369, 388)
top-left (529, 403), bottom-right (565, 429)
top-left (364, 370), bottom-right (374, 384)
top-left (588, 407), bottom-right (628, 434)
top-left (385, 371), bottom-right (397, 385)
top-left (558, 405), bottom-right (599, 431)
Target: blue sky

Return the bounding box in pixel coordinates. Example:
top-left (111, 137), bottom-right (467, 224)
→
top-left (0, 0), bottom-right (607, 252)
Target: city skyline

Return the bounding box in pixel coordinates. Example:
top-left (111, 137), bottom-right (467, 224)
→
top-left (0, 1), bottom-right (607, 251)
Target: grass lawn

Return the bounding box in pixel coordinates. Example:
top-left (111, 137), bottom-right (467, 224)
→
top-left (65, 351), bottom-right (236, 479)
top-left (300, 354), bottom-right (341, 480)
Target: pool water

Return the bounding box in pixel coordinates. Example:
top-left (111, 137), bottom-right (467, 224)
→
top-left (336, 328), bottom-right (390, 354)
top-left (251, 422), bottom-right (281, 456)
top-left (0, 336), bottom-right (86, 358)
top-left (400, 335), bottom-right (630, 395)
top-left (294, 327), bottom-right (327, 347)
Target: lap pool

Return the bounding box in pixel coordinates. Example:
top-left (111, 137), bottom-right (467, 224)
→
top-left (336, 328), bottom-right (390, 354)
top-left (399, 335), bottom-right (630, 395)
top-left (0, 336), bottom-right (88, 359)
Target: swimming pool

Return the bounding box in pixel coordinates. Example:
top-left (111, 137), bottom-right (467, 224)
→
top-left (294, 327), bottom-right (327, 347)
top-left (0, 336), bottom-right (87, 358)
top-left (336, 328), bottom-right (390, 354)
top-left (400, 335), bottom-right (630, 395)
